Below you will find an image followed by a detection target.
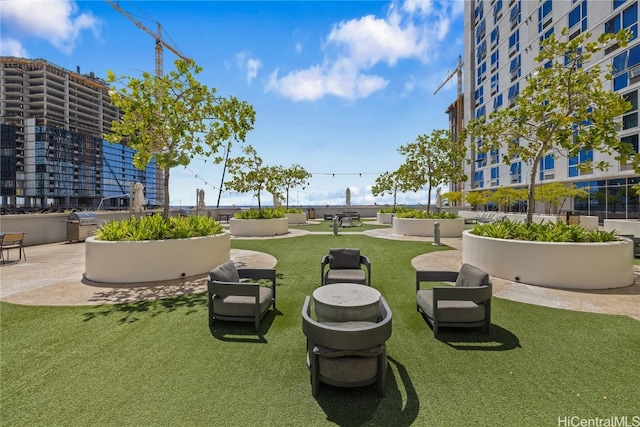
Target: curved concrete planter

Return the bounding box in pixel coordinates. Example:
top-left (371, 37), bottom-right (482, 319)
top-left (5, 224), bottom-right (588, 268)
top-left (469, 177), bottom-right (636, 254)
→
top-left (85, 232), bottom-right (231, 284)
top-left (392, 217), bottom-right (465, 237)
top-left (604, 219), bottom-right (640, 236)
top-left (462, 230), bottom-right (634, 289)
top-left (377, 212), bottom-right (393, 224)
top-left (286, 212), bottom-right (307, 225)
top-left (229, 217), bottom-right (289, 237)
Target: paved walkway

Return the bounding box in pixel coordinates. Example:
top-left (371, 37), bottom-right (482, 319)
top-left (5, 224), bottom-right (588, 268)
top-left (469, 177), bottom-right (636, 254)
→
top-left (1, 226), bottom-right (638, 320)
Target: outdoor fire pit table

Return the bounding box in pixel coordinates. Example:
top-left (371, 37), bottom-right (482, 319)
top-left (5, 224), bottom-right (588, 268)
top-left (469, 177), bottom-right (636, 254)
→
top-left (312, 283), bottom-right (382, 322)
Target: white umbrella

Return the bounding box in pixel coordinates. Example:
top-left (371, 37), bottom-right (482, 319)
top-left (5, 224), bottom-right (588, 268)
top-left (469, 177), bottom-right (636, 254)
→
top-left (435, 188), bottom-right (442, 210)
top-left (198, 188), bottom-right (205, 209)
top-left (346, 187), bottom-right (351, 208)
top-left (131, 182), bottom-right (145, 214)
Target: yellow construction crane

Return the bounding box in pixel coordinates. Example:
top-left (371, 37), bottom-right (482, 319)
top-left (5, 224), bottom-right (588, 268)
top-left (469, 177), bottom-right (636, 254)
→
top-left (434, 55), bottom-right (464, 194)
top-left (107, 0), bottom-right (191, 77)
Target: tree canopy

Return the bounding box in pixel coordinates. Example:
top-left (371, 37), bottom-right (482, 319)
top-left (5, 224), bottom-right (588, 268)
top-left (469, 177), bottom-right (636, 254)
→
top-left (106, 59), bottom-right (255, 219)
top-left (270, 164), bottom-right (312, 210)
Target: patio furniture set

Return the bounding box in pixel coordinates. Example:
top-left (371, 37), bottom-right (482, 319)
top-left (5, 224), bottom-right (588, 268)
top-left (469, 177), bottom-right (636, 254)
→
top-left (206, 248), bottom-right (493, 398)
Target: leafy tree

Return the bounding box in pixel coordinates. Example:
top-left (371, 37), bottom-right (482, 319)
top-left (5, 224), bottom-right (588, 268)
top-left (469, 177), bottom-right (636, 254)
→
top-left (106, 59), bottom-right (255, 220)
top-left (371, 164), bottom-right (414, 211)
top-left (398, 129), bottom-right (467, 213)
top-left (465, 191), bottom-right (488, 211)
top-left (487, 187), bottom-right (526, 212)
top-left (442, 191), bottom-right (463, 207)
top-left (270, 164), bottom-right (312, 210)
top-left (465, 29), bottom-right (635, 223)
top-left (534, 183), bottom-right (588, 214)
top-left (225, 145), bottom-right (277, 215)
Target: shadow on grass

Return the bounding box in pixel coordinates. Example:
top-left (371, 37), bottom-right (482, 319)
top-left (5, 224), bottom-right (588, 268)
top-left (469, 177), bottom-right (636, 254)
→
top-left (437, 324), bottom-right (521, 351)
top-left (314, 356), bottom-right (419, 427)
top-left (207, 309), bottom-right (282, 344)
top-left (82, 292), bottom-right (207, 324)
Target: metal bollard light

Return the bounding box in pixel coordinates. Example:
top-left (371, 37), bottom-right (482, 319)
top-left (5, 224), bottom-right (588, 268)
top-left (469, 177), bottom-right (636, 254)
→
top-left (433, 221), bottom-right (441, 246)
top-left (333, 215), bottom-right (339, 235)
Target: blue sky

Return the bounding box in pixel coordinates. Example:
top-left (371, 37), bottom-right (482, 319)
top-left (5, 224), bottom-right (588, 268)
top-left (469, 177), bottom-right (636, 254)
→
top-left (1, 0), bottom-right (465, 207)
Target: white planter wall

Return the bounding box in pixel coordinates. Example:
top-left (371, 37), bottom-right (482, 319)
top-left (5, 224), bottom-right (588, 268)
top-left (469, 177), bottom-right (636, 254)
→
top-left (462, 230), bottom-right (634, 289)
top-left (377, 213), bottom-right (393, 224)
top-left (286, 212), bottom-right (307, 225)
top-left (229, 218), bottom-right (289, 237)
top-left (392, 218), bottom-right (465, 237)
top-left (579, 216), bottom-right (599, 230)
top-left (604, 219), bottom-right (640, 237)
top-left (85, 232), bottom-right (230, 283)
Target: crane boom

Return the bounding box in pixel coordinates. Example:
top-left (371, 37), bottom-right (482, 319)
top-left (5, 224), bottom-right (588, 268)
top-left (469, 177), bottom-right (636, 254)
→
top-left (107, 0), bottom-right (191, 77)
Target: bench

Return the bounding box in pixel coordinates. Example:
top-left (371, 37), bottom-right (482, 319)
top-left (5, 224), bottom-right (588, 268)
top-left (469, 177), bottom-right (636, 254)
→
top-left (1, 232), bottom-right (27, 263)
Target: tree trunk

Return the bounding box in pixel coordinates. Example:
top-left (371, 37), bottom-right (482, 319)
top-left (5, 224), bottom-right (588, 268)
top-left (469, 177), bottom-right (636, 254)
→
top-left (527, 161), bottom-right (540, 224)
top-left (426, 185), bottom-right (432, 213)
top-left (163, 165), bottom-right (171, 220)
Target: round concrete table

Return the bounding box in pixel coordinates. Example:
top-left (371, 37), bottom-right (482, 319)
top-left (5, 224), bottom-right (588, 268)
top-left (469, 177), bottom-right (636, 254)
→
top-left (313, 283), bottom-right (382, 322)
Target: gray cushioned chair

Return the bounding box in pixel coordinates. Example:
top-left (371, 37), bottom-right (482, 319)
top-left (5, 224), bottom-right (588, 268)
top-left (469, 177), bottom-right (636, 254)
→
top-left (416, 263), bottom-right (492, 338)
top-left (302, 295), bottom-right (392, 398)
top-left (321, 248), bottom-right (371, 286)
top-left (208, 260), bottom-right (276, 331)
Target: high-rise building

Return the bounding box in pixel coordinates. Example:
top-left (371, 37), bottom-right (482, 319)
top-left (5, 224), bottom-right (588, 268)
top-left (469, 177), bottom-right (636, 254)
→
top-left (0, 57), bottom-right (160, 212)
top-left (463, 0), bottom-right (639, 219)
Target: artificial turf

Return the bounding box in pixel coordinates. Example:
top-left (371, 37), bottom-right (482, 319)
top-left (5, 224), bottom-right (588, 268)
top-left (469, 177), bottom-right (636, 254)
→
top-left (1, 234), bottom-right (638, 426)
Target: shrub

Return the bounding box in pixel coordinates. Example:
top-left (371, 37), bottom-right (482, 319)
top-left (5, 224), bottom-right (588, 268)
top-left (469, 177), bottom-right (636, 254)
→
top-left (394, 209), bottom-right (459, 219)
top-left (233, 207), bottom-right (286, 219)
top-left (95, 215), bottom-right (223, 241)
top-left (378, 206), bottom-right (412, 214)
top-left (471, 219), bottom-right (618, 243)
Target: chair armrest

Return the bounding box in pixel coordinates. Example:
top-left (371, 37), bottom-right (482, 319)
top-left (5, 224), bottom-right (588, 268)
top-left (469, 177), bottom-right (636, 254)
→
top-left (415, 271), bottom-right (459, 291)
top-left (360, 255), bottom-right (372, 285)
top-left (238, 268), bottom-right (276, 286)
top-left (207, 280), bottom-right (261, 297)
top-left (432, 284), bottom-right (492, 303)
top-left (320, 255), bottom-right (330, 284)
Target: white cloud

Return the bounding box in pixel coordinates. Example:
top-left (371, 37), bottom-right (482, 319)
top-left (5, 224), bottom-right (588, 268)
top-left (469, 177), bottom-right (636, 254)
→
top-left (1, 0), bottom-right (100, 54)
top-left (267, 0), bottom-right (459, 102)
top-left (0, 38), bottom-right (29, 57)
top-left (235, 51), bottom-right (262, 85)
top-left (295, 42), bottom-right (303, 54)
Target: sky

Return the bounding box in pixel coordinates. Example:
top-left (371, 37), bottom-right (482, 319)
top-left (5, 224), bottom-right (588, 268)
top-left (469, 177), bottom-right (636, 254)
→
top-left (1, 0), bottom-right (465, 207)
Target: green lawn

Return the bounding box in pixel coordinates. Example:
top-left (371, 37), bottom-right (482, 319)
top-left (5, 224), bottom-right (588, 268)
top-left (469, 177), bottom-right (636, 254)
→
top-left (1, 234), bottom-right (638, 426)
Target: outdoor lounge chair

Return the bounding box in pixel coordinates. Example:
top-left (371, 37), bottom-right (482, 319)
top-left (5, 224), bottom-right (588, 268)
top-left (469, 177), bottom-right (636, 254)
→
top-left (321, 248), bottom-right (371, 286)
top-left (208, 260), bottom-right (276, 331)
top-left (302, 295), bottom-right (392, 398)
top-left (416, 263), bottom-right (492, 338)
top-left (0, 232), bottom-right (26, 264)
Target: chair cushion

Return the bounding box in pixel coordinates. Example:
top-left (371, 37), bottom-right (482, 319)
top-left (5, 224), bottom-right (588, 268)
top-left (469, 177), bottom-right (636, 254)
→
top-left (325, 269), bottom-right (366, 285)
top-left (209, 260), bottom-right (240, 283)
top-left (314, 344), bottom-right (385, 383)
top-left (417, 289), bottom-right (486, 323)
top-left (328, 248), bottom-right (361, 269)
top-left (212, 287), bottom-right (273, 317)
top-left (455, 263), bottom-right (490, 288)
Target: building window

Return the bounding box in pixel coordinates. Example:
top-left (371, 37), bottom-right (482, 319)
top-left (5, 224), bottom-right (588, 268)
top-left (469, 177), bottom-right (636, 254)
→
top-left (614, 0), bottom-right (628, 9)
top-left (540, 27), bottom-right (555, 51)
top-left (510, 162), bottom-right (522, 184)
top-left (568, 1), bottom-right (587, 36)
top-left (476, 19), bottom-right (487, 44)
top-left (491, 49), bottom-right (500, 70)
top-left (490, 148), bottom-right (500, 164)
top-left (494, 0), bottom-right (503, 24)
top-left (623, 90), bottom-right (638, 129)
top-left (475, 1), bottom-right (484, 21)
top-left (475, 86), bottom-right (484, 106)
top-left (491, 167), bottom-right (500, 186)
top-left (477, 40), bottom-right (487, 63)
top-left (491, 74), bottom-right (499, 95)
top-left (491, 27), bottom-right (500, 50)
top-left (478, 61), bottom-right (487, 85)
top-left (613, 45), bottom-right (640, 91)
top-left (474, 170), bottom-right (485, 189)
top-left (509, 29), bottom-right (520, 57)
top-left (508, 82), bottom-right (519, 105)
top-left (509, 1), bottom-right (521, 29)
top-left (568, 149), bottom-right (593, 177)
top-left (476, 105), bottom-right (487, 119)
top-left (538, 0), bottom-right (553, 33)
top-left (605, 2), bottom-right (638, 41)
top-left (510, 55), bottom-right (521, 81)
top-left (493, 94), bottom-right (503, 112)
top-left (539, 154), bottom-right (555, 181)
